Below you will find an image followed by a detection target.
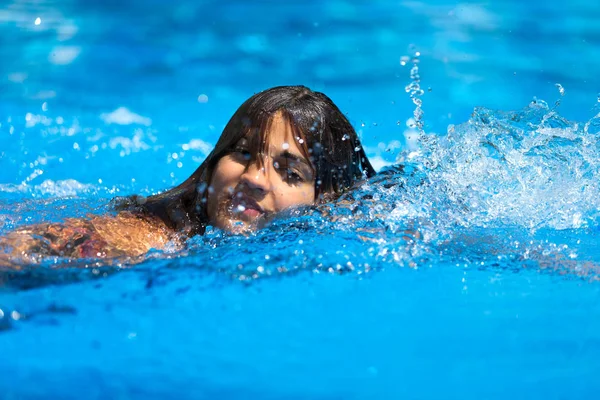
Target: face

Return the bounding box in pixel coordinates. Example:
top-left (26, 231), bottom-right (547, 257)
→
top-left (206, 112), bottom-right (316, 232)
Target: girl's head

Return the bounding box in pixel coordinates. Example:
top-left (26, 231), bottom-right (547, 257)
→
top-left (136, 86), bottom-right (375, 234)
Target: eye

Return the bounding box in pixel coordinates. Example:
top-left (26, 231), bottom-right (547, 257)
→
top-left (231, 146), bottom-right (251, 161)
top-left (285, 168), bottom-right (305, 184)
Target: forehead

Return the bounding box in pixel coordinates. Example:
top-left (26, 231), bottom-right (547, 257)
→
top-left (244, 111), bottom-right (307, 155)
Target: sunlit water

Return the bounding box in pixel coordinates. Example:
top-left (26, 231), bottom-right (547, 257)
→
top-left (2, 0), bottom-right (600, 399)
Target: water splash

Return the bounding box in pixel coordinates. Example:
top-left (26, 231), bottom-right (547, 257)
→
top-left (403, 49), bottom-right (425, 133)
top-left (3, 100), bottom-right (600, 285)
top-left (389, 100), bottom-right (600, 232)
top-left (554, 83), bottom-right (566, 108)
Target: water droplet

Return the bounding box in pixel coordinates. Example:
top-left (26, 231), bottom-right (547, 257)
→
top-left (555, 83), bottom-right (565, 96)
top-left (34, 17), bottom-right (41, 26)
top-left (282, 142), bottom-right (289, 150)
top-left (0, 308), bottom-right (11, 331)
top-left (197, 182), bottom-right (207, 193)
top-left (197, 94), bottom-right (208, 103)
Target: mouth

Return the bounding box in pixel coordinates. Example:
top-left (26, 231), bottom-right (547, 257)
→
top-left (230, 192), bottom-right (265, 221)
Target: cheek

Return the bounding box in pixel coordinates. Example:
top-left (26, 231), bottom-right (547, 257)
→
top-left (211, 159), bottom-right (243, 192)
top-left (207, 159), bottom-right (243, 215)
top-left (273, 185), bottom-right (315, 210)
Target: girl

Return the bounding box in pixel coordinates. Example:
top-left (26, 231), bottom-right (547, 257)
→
top-left (1, 86), bottom-right (375, 262)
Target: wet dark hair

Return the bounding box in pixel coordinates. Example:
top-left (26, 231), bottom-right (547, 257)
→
top-left (120, 85), bottom-right (375, 235)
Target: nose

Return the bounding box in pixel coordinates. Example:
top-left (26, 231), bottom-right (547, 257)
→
top-left (240, 160), bottom-right (270, 194)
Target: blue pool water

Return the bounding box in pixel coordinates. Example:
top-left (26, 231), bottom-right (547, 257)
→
top-left (2, 0), bottom-right (600, 398)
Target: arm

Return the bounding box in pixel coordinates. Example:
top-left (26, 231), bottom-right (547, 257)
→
top-left (0, 212), bottom-right (180, 266)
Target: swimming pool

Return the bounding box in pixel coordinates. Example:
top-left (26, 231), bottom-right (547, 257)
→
top-left (1, 0), bottom-right (600, 398)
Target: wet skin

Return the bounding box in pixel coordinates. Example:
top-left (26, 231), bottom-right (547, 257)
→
top-left (0, 112), bottom-right (317, 264)
top-left (206, 112), bottom-right (316, 233)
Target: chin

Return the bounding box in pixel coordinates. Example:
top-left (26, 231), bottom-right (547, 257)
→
top-left (212, 197), bottom-right (268, 233)
top-left (232, 210), bottom-right (273, 232)
top-left (221, 218), bottom-right (258, 234)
